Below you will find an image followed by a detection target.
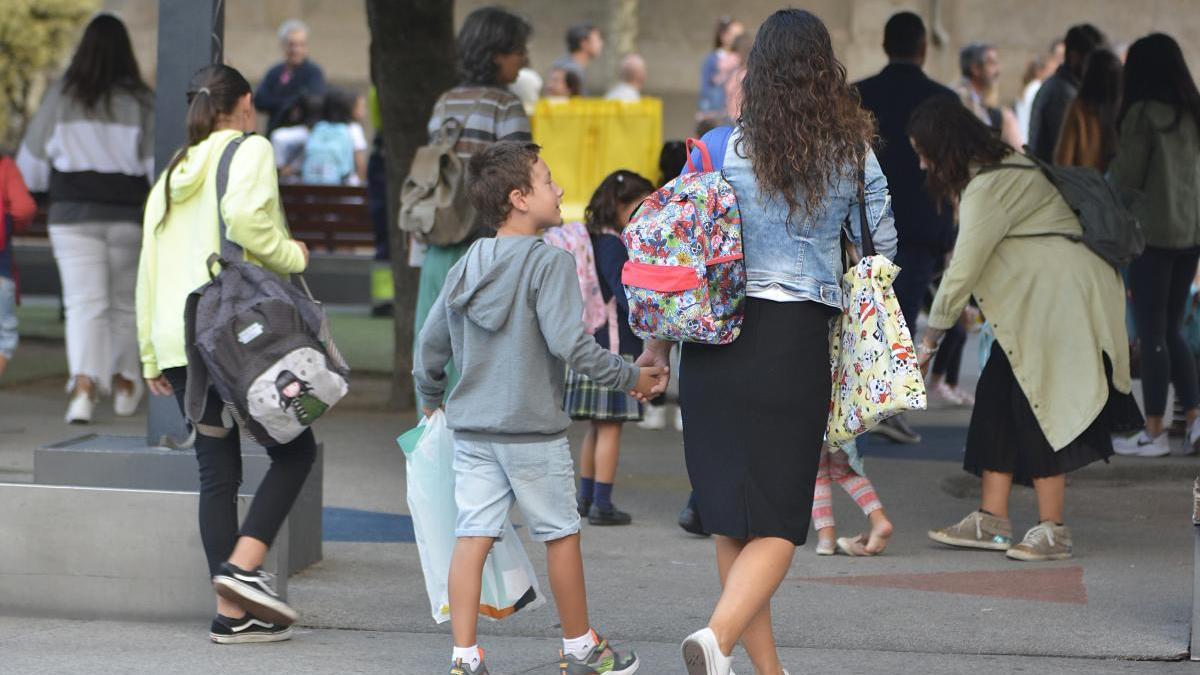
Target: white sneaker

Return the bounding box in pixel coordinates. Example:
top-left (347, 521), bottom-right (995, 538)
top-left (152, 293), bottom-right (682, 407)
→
top-left (674, 406), bottom-right (684, 432)
top-left (638, 404), bottom-right (667, 430)
top-left (113, 378), bottom-right (145, 417)
top-left (65, 391), bottom-right (96, 424)
top-left (1112, 430), bottom-right (1170, 457)
top-left (1185, 419), bottom-right (1200, 456)
top-left (681, 627), bottom-right (731, 675)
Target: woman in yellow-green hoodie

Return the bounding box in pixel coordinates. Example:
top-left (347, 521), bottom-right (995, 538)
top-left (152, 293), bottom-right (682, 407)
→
top-left (136, 64), bottom-right (313, 644)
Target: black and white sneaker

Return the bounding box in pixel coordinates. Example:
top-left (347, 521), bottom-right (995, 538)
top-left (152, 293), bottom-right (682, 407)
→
top-left (209, 612), bottom-right (293, 644)
top-left (212, 562), bottom-right (299, 626)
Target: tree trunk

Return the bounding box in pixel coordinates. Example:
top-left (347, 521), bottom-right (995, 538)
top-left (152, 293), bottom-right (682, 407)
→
top-left (365, 0), bottom-right (457, 409)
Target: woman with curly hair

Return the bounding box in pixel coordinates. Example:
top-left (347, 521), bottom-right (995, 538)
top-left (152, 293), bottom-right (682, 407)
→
top-left (414, 6), bottom-right (533, 393)
top-left (638, 10), bottom-right (896, 675)
top-left (912, 97), bottom-right (1140, 561)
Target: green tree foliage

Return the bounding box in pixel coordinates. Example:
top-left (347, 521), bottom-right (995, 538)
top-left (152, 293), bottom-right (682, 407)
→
top-left (0, 0), bottom-right (98, 149)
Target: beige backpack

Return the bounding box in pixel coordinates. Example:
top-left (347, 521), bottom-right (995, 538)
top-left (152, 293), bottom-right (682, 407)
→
top-left (399, 113), bottom-right (479, 247)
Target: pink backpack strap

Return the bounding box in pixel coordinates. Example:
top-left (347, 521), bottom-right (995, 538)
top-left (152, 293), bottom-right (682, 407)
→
top-left (684, 138), bottom-right (714, 173)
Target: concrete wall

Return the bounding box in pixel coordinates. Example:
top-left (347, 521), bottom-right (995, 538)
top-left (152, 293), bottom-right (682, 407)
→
top-left (100, 0), bottom-right (1200, 138)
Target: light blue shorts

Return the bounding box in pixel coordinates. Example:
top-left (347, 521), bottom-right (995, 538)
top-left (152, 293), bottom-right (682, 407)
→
top-left (0, 276), bottom-right (17, 359)
top-left (453, 434), bottom-right (580, 542)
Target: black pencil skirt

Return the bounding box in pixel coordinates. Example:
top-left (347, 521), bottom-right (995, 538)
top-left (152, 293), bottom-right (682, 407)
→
top-left (679, 298), bottom-right (834, 546)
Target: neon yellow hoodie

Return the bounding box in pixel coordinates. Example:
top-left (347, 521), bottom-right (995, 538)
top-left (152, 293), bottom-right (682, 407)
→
top-left (137, 129), bottom-right (306, 379)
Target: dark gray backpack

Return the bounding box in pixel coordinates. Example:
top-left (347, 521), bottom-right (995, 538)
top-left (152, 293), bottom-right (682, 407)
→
top-left (979, 152), bottom-right (1145, 269)
top-left (183, 134), bottom-right (349, 446)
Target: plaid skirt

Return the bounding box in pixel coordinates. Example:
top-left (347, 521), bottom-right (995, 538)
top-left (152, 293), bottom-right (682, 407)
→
top-left (563, 358), bottom-right (643, 422)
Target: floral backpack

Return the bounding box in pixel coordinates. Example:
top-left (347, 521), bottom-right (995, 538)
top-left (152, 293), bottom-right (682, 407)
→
top-left (543, 221), bottom-right (608, 334)
top-left (621, 136), bottom-right (745, 344)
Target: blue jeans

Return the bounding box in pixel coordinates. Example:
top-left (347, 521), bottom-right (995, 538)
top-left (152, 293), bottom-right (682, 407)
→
top-left (0, 276), bottom-right (17, 359)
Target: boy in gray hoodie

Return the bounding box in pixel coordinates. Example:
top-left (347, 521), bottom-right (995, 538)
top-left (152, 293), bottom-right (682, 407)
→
top-left (415, 142), bottom-right (664, 675)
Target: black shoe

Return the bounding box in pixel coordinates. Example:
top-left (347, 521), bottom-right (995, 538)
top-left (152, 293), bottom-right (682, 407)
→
top-left (370, 302), bottom-right (394, 318)
top-left (870, 415), bottom-right (921, 444)
top-left (577, 499), bottom-right (592, 518)
top-left (212, 562), bottom-right (298, 627)
top-left (588, 503), bottom-right (632, 526)
top-left (677, 503), bottom-right (709, 537)
top-left (209, 612), bottom-right (293, 644)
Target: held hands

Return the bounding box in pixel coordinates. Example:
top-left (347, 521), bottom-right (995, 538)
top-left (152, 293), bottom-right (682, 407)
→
top-left (630, 365), bottom-right (670, 401)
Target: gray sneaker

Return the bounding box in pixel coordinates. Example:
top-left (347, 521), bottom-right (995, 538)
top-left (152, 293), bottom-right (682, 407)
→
top-left (560, 634), bottom-right (639, 674)
top-left (1006, 522), bottom-right (1073, 561)
top-left (928, 510), bottom-right (1013, 550)
top-left (449, 658), bottom-right (489, 675)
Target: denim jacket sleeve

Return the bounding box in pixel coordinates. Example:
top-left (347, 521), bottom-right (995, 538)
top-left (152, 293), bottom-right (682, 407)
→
top-left (847, 149), bottom-right (897, 260)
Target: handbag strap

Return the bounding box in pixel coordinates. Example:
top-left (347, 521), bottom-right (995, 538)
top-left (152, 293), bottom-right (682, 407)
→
top-left (841, 157), bottom-right (875, 270)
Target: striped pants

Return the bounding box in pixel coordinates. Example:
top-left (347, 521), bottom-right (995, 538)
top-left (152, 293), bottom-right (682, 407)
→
top-left (812, 446), bottom-right (882, 530)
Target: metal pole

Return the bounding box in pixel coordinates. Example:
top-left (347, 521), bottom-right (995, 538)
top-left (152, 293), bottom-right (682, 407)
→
top-left (146, 0), bottom-right (225, 446)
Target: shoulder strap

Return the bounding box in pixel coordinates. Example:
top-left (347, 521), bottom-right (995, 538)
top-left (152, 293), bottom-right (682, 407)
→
top-left (215, 132), bottom-right (252, 262)
top-left (854, 159), bottom-right (875, 258)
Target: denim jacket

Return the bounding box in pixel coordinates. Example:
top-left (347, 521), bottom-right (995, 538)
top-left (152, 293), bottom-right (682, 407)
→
top-left (718, 127), bottom-right (897, 309)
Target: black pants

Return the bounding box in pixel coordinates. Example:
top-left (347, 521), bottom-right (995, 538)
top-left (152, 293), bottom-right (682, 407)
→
top-left (892, 244), bottom-right (940, 334)
top-left (1127, 246), bottom-right (1200, 417)
top-left (932, 323), bottom-right (967, 386)
top-left (162, 367), bottom-right (317, 576)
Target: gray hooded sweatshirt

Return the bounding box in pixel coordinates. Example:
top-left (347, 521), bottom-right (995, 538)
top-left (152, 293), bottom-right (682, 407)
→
top-left (414, 236), bottom-right (639, 441)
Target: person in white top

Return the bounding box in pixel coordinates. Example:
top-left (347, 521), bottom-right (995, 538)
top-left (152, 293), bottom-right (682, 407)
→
top-left (1016, 41), bottom-right (1065, 146)
top-left (953, 42), bottom-right (1024, 149)
top-left (605, 54), bottom-right (646, 102)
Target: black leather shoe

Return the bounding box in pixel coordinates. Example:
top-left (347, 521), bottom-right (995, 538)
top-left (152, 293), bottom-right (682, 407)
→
top-left (588, 503), bottom-right (632, 526)
top-left (677, 502), bottom-right (709, 536)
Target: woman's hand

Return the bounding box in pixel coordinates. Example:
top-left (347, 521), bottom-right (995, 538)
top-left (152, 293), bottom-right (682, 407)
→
top-left (916, 329), bottom-right (945, 379)
top-left (295, 240), bottom-right (310, 266)
top-left (145, 376), bottom-right (173, 397)
top-left (631, 340), bottom-right (673, 402)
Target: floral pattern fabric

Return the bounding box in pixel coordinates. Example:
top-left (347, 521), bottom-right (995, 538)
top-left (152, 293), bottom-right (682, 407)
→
top-left (827, 254), bottom-right (926, 446)
top-left (543, 221), bottom-right (607, 334)
top-left (620, 171), bottom-right (745, 344)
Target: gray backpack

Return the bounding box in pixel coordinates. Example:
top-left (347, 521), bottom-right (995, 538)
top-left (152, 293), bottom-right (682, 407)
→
top-left (398, 115), bottom-right (477, 246)
top-left (979, 152), bottom-right (1145, 269)
top-left (184, 134), bottom-right (350, 446)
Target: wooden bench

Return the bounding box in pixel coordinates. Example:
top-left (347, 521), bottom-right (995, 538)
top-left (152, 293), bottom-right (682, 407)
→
top-left (22, 184), bottom-right (375, 254)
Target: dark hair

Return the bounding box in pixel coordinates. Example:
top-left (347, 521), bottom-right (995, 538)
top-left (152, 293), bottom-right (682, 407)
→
top-left (959, 42), bottom-right (994, 79)
top-left (61, 13), bottom-right (150, 111)
top-left (156, 64), bottom-right (253, 231)
top-left (563, 70), bottom-right (582, 97)
top-left (584, 170), bottom-right (654, 235)
top-left (1077, 49), bottom-right (1123, 132)
top-left (738, 9), bottom-right (875, 219)
top-left (907, 96), bottom-right (1011, 205)
top-left (883, 11), bottom-right (926, 59)
top-left (467, 141), bottom-right (541, 229)
top-left (713, 16), bottom-right (738, 50)
top-left (1064, 24), bottom-right (1105, 59)
top-left (658, 140), bottom-right (687, 186)
top-left (567, 23), bottom-right (596, 53)
top-left (457, 7), bottom-right (531, 86)
top-left (319, 88), bottom-right (354, 124)
top-left (1119, 33), bottom-right (1200, 132)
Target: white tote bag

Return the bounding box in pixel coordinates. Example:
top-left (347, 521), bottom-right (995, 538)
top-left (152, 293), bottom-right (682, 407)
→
top-left (398, 411), bottom-right (545, 623)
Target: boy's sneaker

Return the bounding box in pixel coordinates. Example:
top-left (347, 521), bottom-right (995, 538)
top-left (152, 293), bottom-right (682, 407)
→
top-left (588, 503), bottom-right (632, 526)
top-left (449, 657), bottom-right (489, 675)
top-left (1112, 430), bottom-right (1170, 457)
top-left (212, 561), bottom-right (298, 626)
top-left (209, 612), bottom-right (292, 644)
top-left (560, 634), bottom-right (639, 674)
top-left (928, 510), bottom-right (1013, 551)
top-left (1006, 522), bottom-right (1073, 561)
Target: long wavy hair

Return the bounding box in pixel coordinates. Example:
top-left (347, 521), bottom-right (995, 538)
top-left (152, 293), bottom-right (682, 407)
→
top-left (907, 96), bottom-right (1012, 205)
top-left (736, 9), bottom-right (875, 220)
top-left (61, 13), bottom-right (150, 111)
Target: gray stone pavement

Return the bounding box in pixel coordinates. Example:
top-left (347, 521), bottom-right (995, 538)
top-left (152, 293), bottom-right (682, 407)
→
top-left (2, 339), bottom-right (1199, 673)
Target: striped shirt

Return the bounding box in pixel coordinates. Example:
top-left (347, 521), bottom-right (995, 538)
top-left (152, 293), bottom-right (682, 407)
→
top-left (17, 82), bottom-right (154, 224)
top-left (426, 86), bottom-right (532, 160)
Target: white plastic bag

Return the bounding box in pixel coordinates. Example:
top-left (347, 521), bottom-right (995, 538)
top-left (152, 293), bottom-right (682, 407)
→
top-left (398, 410), bottom-right (544, 623)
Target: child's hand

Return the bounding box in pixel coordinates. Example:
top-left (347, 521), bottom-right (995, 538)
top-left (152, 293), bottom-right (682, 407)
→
top-left (631, 365), bottom-right (669, 400)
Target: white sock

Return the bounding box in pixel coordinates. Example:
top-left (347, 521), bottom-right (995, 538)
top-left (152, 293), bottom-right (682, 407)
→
top-left (563, 629), bottom-right (598, 659)
top-left (451, 645), bottom-right (482, 669)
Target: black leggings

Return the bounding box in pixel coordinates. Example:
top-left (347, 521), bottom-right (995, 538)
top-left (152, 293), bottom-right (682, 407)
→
top-left (163, 367), bottom-right (317, 576)
top-left (1127, 246), bottom-right (1200, 417)
top-left (932, 322), bottom-right (967, 386)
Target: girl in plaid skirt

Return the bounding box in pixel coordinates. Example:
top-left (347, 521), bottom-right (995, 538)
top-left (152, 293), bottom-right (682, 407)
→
top-left (566, 170), bottom-right (655, 526)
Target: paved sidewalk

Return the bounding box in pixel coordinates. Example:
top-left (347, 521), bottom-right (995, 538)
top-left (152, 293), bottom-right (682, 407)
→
top-left (1, 337), bottom-right (1198, 673)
